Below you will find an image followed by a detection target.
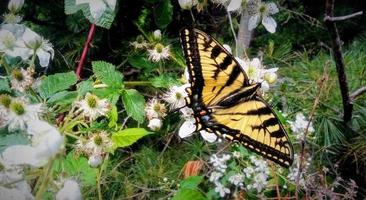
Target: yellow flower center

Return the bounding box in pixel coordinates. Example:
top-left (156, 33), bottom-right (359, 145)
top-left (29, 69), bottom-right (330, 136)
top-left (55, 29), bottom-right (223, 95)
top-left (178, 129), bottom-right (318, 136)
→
top-left (93, 135), bottom-right (103, 146)
top-left (10, 101), bottom-right (25, 115)
top-left (0, 94), bottom-right (11, 108)
top-left (86, 95), bottom-right (98, 108)
top-left (12, 69), bottom-right (24, 81)
top-left (175, 92), bottom-right (182, 100)
top-left (155, 43), bottom-right (164, 53)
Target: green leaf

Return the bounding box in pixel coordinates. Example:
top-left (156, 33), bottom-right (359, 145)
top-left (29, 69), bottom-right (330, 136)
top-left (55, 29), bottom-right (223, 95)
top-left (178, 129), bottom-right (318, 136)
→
top-left (121, 89), bottom-right (145, 123)
top-left (0, 133), bottom-right (29, 153)
top-left (154, 0), bottom-right (173, 29)
top-left (92, 61), bottom-right (123, 89)
top-left (172, 189), bottom-right (207, 200)
top-left (54, 152), bottom-right (97, 186)
top-left (112, 128), bottom-right (152, 149)
top-left (128, 55), bottom-right (157, 69)
top-left (180, 176), bottom-right (204, 189)
top-left (0, 78), bottom-right (10, 92)
top-left (92, 88), bottom-right (120, 105)
top-left (38, 71), bottom-right (77, 99)
top-left (64, 0), bottom-right (116, 29)
top-left (77, 79), bottom-right (94, 96)
top-left (108, 105), bottom-right (118, 128)
top-left (150, 74), bottom-right (179, 88)
top-left (47, 91), bottom-right (78, 105)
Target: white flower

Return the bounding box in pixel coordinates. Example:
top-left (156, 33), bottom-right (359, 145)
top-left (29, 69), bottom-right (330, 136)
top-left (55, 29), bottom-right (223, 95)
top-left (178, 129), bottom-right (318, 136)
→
top-left (88, 154), bottom-right (103, 167)
top-left (76, 0), bottom-right (116, 19)
top-left (153, 29), bottom-right (162, 40)
top-left (209, 171), bottom-right (223, 183)
top-left (243, 166), bottom-right (255, 178)
top-left (0, 29), bottom-right (29, 59)
top-left (56, 180), bottom-right (82, 200)
top-left (209, 154), bottom-right (231, 172)
top-left (287, 154), bottom-right (311, 188)
top-left (179, 107), bottom-right (194, 119)
top-left (228, 174), bottom-right (244, 186)
top-left (0, 186), bottom-right (34, 200)
top-left (7, 0), bottom-right (24, 13)
top-left (2, 120), bottom-right (64, 167)
top-left (178, 0), bottom-right (198, 10)
top-left (75, 93), bottom-right (111, 121)
top-left (148, 118), bottom-right (162, 131)
top-left (232, 151), bottom-right (241, 158)
top-left (289, 113), bottom-right (314, 141)
top-left (3, 13), bottom-right (23, 24)
top-left (6, 99), bottom-right (42, 131)
top-left (21, 28), bottom-right (54, 67)
top-left (178, 119), bottom-right (218, 143)
top-left (130, 35), bottom-right (149, 49)
top-left (83, 131), bottom-right (112, 156)
top-left (147, 43), bottom-right (170, 62)
top-left (250, 156), bottom-right (269, 174)
top-left (163, 84), bottom-right (189, 109)
top-left (11, 68), bottom-right (34, 92)
top-left (214, 182), bottom-right (231, 197)
top-left (213, 0), bottom-right (243, 12)
top-left (248, 0), bottom-right (279, 33)
top-left (248, 172), bottom-right (268, 192)
top-left (145, 98), bottom-right (167, 120)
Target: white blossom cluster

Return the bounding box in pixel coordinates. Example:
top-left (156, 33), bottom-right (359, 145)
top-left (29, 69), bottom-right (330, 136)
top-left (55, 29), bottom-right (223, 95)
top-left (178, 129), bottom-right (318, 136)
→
top-left (208, 154), bottom-right (232, 197)
top-left (130, 29), bottom-right (171, 63)
top-left (75, 92), bottom-right (111, 121)
top-left (288, 113), bottom-right (315, 142)
top-left (1, 0), bottom-right (54, 68)
top-left (287, 154), bottom-right (312, 189)
top-left (243, 156), bottom-right (270, 193)
top-left (145, 98), bottom-right (167, 131)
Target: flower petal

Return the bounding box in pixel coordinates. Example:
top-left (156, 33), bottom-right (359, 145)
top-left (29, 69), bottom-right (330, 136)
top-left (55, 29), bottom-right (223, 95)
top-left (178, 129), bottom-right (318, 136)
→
top-left (248, 15), bottom-right (261, 31)
top-left (178, 119), bottom-right (196, 138)
top-left (36, 49), bottom-right (51, 67)
top-left (262, 16), bottom-right (277, 33)
top-left (227, 0), bottom-right (242, 12)
top-left (200, 130), bottom-right (217, 143)
top-left (267, 2), bottom-right (279, 15)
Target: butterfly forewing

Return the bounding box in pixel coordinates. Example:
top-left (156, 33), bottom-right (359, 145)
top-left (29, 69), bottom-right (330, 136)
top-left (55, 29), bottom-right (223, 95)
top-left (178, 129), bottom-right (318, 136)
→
top-left (180, 28), bottom-right (294, 167)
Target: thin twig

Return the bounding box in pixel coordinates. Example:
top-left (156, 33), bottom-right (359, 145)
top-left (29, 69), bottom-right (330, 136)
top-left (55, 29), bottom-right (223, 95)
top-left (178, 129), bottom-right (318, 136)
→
top-left (295, 61), bottom-right (329, 199)
top-left (324, 0), bottom-right (353, 123)
top-left (227, 10), bottom-right (238, 56)
top-left (324, 11), bottom-right (363, 22)
top-left (350, 86), bottom-right (366, 101)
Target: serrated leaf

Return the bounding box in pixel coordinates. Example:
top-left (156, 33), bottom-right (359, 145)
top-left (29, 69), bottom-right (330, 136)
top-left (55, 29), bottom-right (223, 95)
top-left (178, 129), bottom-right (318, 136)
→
top-left (64, 0), bottom-right (116, 29)
top-left (54, 152), bottom-right (97, 186)
top-left (180, 176), bottom-right (204, 189)
top-left (155, 0), bottom-right (173, 29)
top-left (78, 79), bottom-right (94, 96)
top-left (150, 74), bottom-right (179, 88)
top-left (172, 189), bottom-right (207, 200)
top-left (38, 71), bottom-right (77, 99)
top-left (108, 105), bottom-right (118, 128)
top-left (0, 78), bottom-right (10, 92)
top-left (121, 89), bottom-right (145, 123)
top-left (111, 128), bottom-right (152, 149)
top-left (92, 61), bottom-right (123, 89)
top-left (47, 91), bottom-right (78, 105)
top-left (92, 88), bottom-right (120, 105)
top-left (128, 55), bottom-right (157, 69)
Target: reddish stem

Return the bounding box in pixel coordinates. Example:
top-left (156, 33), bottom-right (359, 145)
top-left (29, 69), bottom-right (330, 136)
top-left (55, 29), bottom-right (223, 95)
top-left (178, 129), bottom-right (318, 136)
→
top-left (76, 23), bottom-right (96, 79)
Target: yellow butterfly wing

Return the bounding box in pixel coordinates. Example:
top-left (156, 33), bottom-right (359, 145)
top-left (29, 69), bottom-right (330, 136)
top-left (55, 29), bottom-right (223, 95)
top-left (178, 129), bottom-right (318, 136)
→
top-left (180, 28), bottom-right (294, 167)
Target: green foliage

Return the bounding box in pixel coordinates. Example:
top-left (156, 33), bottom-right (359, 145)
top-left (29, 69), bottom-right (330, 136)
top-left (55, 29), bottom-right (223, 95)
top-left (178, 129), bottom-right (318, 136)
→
top-left (38, 71), bottom-right (78, 99)
top-left (92, 61), bottom-right (123, 89)
top-left (0, 78), bottom-right (10, 92)
top-left (53, 152), bottom-right (98, 186)
top-left (173, 175), bottom-right (207, 200)
top-left (64, 0), bottom-right (116, 29)
top-left (111, 128), bottom-right (153, 149)
top-left (154, 0), bottom-right (173, 29)
top-left (121, 89), bottom-right (146, 123)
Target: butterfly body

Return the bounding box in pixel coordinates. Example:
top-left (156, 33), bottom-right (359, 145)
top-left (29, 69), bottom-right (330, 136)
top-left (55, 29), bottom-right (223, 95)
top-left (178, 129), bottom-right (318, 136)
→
top-left (180, 28), bottom-right (294, 167)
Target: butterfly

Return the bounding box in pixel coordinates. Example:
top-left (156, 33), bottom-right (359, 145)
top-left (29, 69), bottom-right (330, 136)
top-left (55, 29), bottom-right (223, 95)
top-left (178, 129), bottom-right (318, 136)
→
top-left (180, 28), bottom-right (294, 167)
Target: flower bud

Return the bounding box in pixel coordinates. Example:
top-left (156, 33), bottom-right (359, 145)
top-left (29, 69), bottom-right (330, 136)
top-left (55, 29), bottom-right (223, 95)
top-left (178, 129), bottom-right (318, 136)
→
top-left (8, 0), bottom-right (24, 13)
top-left (264, 72), bottom-right (277, 84)
top-left (153, 29), bottom-right (162, 40)
top-left (88, 154), bottom-right (103, 167)
top-left (148, 118), bottom-right (162, 131)
top-left (178, 0), bottom-right (197, 10)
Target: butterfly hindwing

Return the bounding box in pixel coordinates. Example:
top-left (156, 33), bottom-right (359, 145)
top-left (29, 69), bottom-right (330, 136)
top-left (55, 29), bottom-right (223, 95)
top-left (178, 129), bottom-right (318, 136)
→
top-left (180, 28), bottom-right (294, 167)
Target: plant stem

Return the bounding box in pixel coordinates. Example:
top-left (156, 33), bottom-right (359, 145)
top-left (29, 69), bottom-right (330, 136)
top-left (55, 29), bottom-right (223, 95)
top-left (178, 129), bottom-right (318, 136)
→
top-left (76, 23), bottom-right (96, 79)
top-left (324, 0), bottom-right (354, 123)
top-left (97, 167), bottom-right (103, 200)
top-left (35, 158), bottom-right (55, 200)
top-left (237, 10), bottom-right (252, 58)
top-left (226, 10), bottom-right (238, 56)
